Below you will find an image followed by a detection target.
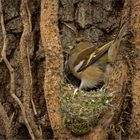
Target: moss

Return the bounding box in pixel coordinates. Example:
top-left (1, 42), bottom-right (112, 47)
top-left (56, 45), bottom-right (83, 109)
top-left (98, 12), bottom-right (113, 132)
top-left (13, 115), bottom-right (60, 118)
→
top-left (64, 116), bottom-right (91, 135)
top-left (60, 83), bottom-right (112, 135)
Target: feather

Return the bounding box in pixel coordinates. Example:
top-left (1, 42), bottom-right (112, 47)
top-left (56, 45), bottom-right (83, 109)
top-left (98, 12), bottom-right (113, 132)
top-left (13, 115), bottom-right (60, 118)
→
top-left (76, 41), bottom-right (113, 72)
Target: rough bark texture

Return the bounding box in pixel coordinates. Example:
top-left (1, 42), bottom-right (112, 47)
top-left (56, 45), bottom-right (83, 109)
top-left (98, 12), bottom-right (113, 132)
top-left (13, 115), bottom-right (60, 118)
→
top-left (129, 0), bottom-right (140, 139)
top-left (40, 0), bottom-right (73, 139)
top-left (0, 0), bottom-right (139, 139)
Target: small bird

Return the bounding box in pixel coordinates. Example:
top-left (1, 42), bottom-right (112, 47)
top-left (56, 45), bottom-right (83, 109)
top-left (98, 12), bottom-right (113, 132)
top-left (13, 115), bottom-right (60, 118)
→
top-left (68, 22), bottom-right (128, 90)
top-left (68, 38), bottom-right (95, 80)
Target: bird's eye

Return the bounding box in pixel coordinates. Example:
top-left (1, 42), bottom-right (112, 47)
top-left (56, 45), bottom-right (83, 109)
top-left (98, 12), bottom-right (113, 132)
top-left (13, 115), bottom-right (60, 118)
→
top-left (76, 37), bottom-right (83, 44)
top-left (76, 40), bottom-right (80, 44)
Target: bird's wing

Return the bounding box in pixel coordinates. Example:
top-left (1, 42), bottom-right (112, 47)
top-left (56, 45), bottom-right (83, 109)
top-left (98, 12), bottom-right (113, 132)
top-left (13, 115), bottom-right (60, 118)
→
top-left (73, 46), bottom-right (96, 68)
top-left (76, 41), bottom-right (113, 72)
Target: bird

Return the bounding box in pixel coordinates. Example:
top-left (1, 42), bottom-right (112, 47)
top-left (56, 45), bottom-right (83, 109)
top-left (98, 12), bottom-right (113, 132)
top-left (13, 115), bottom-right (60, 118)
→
top-left (68, 22), bottom-right (128, 90)
top-left (68, 38), bottom-right (95, 80)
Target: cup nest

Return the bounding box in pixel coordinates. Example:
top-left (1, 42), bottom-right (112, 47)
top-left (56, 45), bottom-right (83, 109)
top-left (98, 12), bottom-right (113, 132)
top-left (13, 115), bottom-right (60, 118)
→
top-left (60, 83), bottom-right (113, 135)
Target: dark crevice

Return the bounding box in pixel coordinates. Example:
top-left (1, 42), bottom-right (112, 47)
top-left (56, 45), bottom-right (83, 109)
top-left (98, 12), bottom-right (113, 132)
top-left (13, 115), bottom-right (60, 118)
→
top-left (5, 15), bottom-right (19, 25)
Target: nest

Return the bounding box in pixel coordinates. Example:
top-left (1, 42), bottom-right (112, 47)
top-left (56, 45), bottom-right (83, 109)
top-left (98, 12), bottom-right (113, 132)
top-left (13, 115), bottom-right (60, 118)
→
top-left (60, 83), bottom-right (112, 135)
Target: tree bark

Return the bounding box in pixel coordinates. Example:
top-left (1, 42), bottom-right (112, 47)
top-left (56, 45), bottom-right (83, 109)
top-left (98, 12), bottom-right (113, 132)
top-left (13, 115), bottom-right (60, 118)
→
top-left (40, 0), bottom-right (73, 139)
top-left (129, 0), bottom-right (140, 139)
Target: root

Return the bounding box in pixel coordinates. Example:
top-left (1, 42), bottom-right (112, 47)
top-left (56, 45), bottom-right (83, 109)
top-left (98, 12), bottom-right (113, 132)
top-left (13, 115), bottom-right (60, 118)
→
top-left (19, 0), bottom-right (42, 139)
top-left (0, 0), bottom-right (13, 139)
top-left (0, 0), bottom-right (36, 139)
top-left (0, 0), bottom-right (42, 139)
top-left (0, 103), bottom-right (13, 139)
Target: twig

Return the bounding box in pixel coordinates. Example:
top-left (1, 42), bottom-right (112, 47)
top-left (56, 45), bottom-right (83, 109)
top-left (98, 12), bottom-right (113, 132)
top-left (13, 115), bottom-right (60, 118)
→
top-left (62, 21), bottom-right (77, 35)
top-left (11, 94), bottom-right (36, 140)
top-left (26, 0), bottom-right (37, 115)
top-left (10, 112), bottom-right (15, 124)
top-left (31, 94), bottom-right (37, 115)
top-left (26, 34), bottom-right (37, 115)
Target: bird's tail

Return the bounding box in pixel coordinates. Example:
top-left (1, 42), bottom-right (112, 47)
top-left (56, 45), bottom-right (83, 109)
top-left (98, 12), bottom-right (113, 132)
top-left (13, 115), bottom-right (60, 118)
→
top-left (108, 21), bottom-right (128, 63)
top-left (77, 21), bottom-right (129, 72)
top-left (114, 20), bottom-right (128, 42)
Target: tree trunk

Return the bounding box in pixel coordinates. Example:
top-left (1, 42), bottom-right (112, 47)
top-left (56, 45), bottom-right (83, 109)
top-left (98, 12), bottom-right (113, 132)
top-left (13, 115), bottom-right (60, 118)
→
top-left (0, 0), bottom-right (139, 139)
top-left (129, 0), bottom-right (140, 139)
top-left (40, 0), bottom-right (73, 139)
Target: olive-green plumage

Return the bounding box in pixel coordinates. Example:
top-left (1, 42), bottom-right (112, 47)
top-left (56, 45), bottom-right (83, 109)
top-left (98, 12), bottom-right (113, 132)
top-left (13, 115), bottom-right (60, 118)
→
top-left (68, 22), bottom-right (128, 89)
